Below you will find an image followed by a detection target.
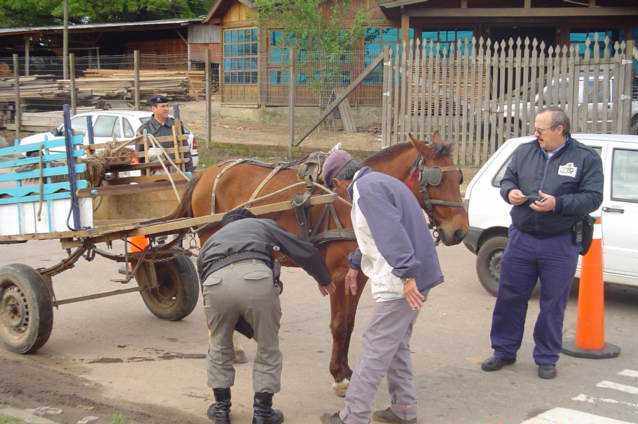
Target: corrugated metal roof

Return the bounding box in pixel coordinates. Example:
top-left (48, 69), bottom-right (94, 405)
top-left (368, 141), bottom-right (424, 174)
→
top-left (0, 18), bottom-right (204, 37)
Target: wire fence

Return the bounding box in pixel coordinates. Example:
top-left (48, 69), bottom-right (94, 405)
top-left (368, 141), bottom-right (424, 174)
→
top-left (1, 45), bottom-right (637, 161)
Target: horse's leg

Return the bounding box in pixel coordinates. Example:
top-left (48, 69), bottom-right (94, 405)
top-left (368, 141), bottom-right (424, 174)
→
top-left (329, 271), bottom-right (367, 397)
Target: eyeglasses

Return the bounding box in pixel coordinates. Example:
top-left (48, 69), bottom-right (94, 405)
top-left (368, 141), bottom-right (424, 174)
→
top-left (533, 126), bottom-right (558, 134)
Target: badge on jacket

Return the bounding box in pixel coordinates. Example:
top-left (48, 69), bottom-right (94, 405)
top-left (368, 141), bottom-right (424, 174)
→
top-left (558, 162), bottom-right (578, 178)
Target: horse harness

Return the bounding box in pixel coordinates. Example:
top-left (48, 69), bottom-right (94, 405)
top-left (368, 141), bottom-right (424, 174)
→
top-left (209, 156), bottom-right (355, 245)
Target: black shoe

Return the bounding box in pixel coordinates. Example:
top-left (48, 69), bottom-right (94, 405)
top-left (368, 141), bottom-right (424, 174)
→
top-left (207, 388), bottom-right (231, 423)
top-left (252, 392), bottom-right (284, 424)
top-left (320, 413), bottom-right (344, 424)
top-left (481, 355), bottom-right (516, 372)
top-left (538, 364), bottom-right (557, 380)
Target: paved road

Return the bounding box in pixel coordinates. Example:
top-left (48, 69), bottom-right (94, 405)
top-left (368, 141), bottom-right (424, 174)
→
top-left (1, 240), bottom-right (637, 424)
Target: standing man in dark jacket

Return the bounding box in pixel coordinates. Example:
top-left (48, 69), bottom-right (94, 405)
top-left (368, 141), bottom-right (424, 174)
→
top-left (198, 208), bottom-right (334, 424)
top-left (481, 107), bottom-right (603, 379)
top-left (137, 95), bottom-right (193, 171)
top-left (321, 155), bottom-right (443, 424)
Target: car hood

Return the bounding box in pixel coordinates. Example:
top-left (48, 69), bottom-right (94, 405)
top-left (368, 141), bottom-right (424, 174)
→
top-left (20, 132), bottom-right (58, 145)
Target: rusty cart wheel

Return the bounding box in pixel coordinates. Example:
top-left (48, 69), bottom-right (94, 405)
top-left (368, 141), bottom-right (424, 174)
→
top-left (136, 254), bottom-right (199, 321)
top-left (0, 264), bottom-right (53, 354)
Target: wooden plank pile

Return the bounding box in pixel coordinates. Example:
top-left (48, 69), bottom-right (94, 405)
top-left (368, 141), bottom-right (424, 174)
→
top-left (0, 75), bottom-right (63, 101)
top-left (78, 69), bottom-right (205, 98)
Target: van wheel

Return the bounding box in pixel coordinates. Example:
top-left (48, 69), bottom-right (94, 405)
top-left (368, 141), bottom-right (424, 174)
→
top-left (476, 236), bottom-right (508, 296)
top-left (631, 115), bottom-right (638, 135)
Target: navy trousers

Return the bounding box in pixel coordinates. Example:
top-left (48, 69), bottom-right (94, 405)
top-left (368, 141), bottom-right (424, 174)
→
top-left (490, 226), bottom-right (579, 365)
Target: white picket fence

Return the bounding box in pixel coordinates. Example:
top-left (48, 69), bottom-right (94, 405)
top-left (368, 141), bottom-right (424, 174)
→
top-left (381, 36), bottom-right (638, 166)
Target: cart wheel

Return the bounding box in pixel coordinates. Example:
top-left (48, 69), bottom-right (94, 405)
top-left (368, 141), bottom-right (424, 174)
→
top-left (0, 264), bottom-right (53, 354)
top-left (137, 255), bottom-right (199, 321)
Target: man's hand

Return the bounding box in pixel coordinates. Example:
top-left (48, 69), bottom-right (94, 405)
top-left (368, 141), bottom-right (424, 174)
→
top-left (529, 190), bottom-right (556, 213)
top-left (345, 268), bottom-right (359, 296)
top-left (508, 189), bottom-right (527, 206)
top-left (403, 278), bottom-right (426, 310)
top-left (318, 282), bottom-right (336, 296)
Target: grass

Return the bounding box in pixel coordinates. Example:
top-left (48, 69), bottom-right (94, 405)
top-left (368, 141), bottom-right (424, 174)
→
top-left (0, 415), bottom-right (25, 424)
top-left (199, 140), bottom-right (376, 167)
top-left (110, 412), bottom-right (128, 424)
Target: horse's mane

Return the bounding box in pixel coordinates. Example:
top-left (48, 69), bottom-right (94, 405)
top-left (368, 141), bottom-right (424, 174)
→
top-left (363, 143), bottom-right (413, 166)
top-left (363, 140), bottom-right (452, 166)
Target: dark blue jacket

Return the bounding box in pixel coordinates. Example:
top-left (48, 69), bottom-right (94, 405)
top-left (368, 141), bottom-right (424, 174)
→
top-left (500, 137), bottom-right (603, 237)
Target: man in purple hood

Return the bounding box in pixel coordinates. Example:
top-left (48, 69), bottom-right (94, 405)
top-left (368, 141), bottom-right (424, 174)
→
top-left (321, 149), bottom-right (443, 424)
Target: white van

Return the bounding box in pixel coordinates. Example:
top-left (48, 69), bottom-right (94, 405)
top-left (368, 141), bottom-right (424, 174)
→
top-left (463, 133), bottom-right (638, 295)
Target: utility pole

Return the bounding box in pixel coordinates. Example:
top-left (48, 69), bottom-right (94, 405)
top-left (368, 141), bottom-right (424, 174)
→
top-left (63, 0), bottom-right (69, 79)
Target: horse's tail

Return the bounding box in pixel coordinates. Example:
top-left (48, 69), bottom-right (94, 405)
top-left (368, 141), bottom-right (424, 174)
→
top-left (141, 173), bottom-right (201, 225)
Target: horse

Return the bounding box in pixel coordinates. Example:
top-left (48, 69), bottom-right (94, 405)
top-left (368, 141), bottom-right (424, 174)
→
top-left (165, 132), bottom-right (469, 396)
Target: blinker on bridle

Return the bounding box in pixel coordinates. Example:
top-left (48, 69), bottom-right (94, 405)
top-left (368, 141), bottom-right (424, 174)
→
top-left (409, 156), bottom-right (465, 241)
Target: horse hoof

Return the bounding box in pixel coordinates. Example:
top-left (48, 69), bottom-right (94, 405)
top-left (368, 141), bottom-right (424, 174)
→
top-left (233, 350), bottom-right (249, 364)
top-left (332, 378), bottom-right (349, 398)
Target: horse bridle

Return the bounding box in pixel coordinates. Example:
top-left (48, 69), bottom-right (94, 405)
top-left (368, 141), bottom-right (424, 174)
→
top-left (409, 156), bottom-right (465, 240)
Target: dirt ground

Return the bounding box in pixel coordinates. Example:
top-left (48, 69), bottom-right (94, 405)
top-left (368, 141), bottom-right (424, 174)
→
top-left (0, 353), bottom-right (207, 424)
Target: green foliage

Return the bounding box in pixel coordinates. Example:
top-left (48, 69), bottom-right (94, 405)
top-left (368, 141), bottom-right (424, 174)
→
top-left (0, 415), bottom-right (25, 424)
top-left (110, 411), bottom-right (128, 424)
top-left (0, 0), bottom-right (210, 27)
top-left (255, 0), bottom-right (366, 53)
top-left (254, 0), bottom-right (368, 102)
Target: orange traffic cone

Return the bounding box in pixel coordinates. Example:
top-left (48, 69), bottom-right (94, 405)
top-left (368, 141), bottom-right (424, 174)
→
top-left (562, 216), bottom-right (620, 359)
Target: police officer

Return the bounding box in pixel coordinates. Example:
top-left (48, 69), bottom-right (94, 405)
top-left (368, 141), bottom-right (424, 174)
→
top-left (137, 95), bottom-right (193, 171)
top-left (198, 208), bottom-right (334, 424)
top-left (481, 107), bottom-right (603, 379)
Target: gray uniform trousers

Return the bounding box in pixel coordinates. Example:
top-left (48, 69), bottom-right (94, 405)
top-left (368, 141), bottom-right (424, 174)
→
top-left (202, 259), bottom-right (282, 393)
top-left (339, 297), bottom-right (419, 424)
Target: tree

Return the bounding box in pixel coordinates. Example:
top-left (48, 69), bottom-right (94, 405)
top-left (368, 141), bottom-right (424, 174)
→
top-left (255, 0), bottom-right (368, 105)
top-left (0, 0), bottom-right (210, 27)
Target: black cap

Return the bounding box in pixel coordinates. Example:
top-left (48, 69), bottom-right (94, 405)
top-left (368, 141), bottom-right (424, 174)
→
top-left (149, 95), bottom-right (169, 105)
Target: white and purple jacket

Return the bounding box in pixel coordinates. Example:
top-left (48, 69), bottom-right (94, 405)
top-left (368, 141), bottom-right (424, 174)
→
top-left (348, 167), bottom-right (444, 302)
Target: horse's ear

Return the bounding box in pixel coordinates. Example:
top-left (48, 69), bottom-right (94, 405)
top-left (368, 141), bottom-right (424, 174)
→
top-left (408, 133), bottom-right (421, 148)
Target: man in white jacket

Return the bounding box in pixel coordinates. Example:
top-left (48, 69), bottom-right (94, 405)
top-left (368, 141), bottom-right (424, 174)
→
top-left (320, 154), bottom-right (444, 424)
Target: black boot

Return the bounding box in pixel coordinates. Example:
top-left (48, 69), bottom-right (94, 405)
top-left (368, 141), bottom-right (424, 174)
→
top-left (207, 388), bottom-right (231, 423)
top-left (252, 392), bottom-right (284, 424)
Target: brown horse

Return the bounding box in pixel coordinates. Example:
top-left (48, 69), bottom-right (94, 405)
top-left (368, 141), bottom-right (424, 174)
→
top-left (166, 133), bottom-right (468, 395)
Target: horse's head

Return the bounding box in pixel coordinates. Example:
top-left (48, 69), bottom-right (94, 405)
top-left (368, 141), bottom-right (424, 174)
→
top-left (407, 133), bottom-right (469, 246)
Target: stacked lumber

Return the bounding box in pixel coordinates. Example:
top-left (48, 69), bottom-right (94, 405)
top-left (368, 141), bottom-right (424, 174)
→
top-left (81, 68), bottom-right (205, 98)
top-left (0, 75), bottom-right (62, 101)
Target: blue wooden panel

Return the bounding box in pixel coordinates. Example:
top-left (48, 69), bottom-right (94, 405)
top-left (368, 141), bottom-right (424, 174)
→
top-left (0, 180), bottom-right (88, 198)
top-left (0, 191), bottom-right (77, 205)
top-left (0, 135), bottom-right (84, 157)
top-left (0, 163), bottom-right (86, 182)
top-left (0, 150), bottom-right (85, 170)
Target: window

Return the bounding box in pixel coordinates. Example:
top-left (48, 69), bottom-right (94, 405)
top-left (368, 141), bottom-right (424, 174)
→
top-left (421, 30), bottom-right (473, 52)
top-left (268, 30), bottom-right (311, 86)
top-left (70, 116), bottom-right (89, 136)
top-left (611, 149), bottom-right (638, 203)
top-left (122, 118), bottom-right (135, 138)
top-left (223, 28), bottom-right (258, 84)
top-left (363, 27), bottom-right (418, 86)
top-left (93, 116), bottom-right (121, 138)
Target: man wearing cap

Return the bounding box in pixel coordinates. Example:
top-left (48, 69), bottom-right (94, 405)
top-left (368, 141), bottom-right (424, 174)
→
top-left (199, 208), bottom-right (334, 424)
top-left (137, 95), bottom-right (193, 171)
top-left (320, 149), bottom-right (444, 424)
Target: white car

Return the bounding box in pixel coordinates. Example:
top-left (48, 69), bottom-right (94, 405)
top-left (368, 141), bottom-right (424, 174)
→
top-left (463, 133), bottom-right (638, 295)
top-left (19, 110), bottom-right (199, 167)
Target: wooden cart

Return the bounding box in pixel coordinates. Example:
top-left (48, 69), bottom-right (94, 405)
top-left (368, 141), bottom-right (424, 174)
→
top-left (0, 106), bottom-right (336, 354)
